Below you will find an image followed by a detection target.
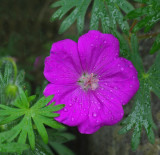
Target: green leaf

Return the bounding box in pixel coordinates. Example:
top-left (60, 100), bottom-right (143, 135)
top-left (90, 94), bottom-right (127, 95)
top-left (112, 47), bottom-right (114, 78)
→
top-left (32, 116), bottom-right (48, 144)
top-left (49, 142), bottom-right (75, 155)
top-left (107, 1), bottom-right (129, 33)
top-left (119, 34), bottom-right (157, 150)
top-left (125, 6), bottom-right (151, 19)
top-left (42, 103), bottom-right (65, 112)
top-left (131, 125), bottom-right (142, 151)
top-left (48, 129), bottom-right (76, 143)
top-left (130, 34), bottom-right (144, 74)
top-left (0, 143), bottom-right (29, 153)
top-left (149, 34), bottom-right (160, 54)
top-left (51, 0), bottom-right (91, 34)
top-left (77, 0), bottom-right (91, 34)
top-left (0, 129), bottom-right (17, 143)
top-left (90, 0), bottom-right (112, 33)
top-left (18, 87), bottom-right (29, 108)
top-left (148, 52), bottom-right (160, 98)
top-left (116, 0), bottom-right (134, 13)
top-left (126, 1), bottom-right (160, 33)
top-left (31, 95), bottom-right (54, 109)
top-left (119, 79), bottom-right (156, 150)
top-left (0, 88), bottom-right (65, 151)
top-left (51, 0), bottom-right (134, 34)
top-left (113, 30), bottom-right (130, 58)
top-left (27, 117), bottom-right (35, 150)
top-left (133, 0), bottom-right (149, 3)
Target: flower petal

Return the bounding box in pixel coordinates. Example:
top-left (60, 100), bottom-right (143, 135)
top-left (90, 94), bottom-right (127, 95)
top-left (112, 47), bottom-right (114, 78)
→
top-left (78, 92), bottom-right (124, 134)
top-left (78, 30), bottom-right (119, 73)
top-left (44, 39), bottom-right (82, 84)
top-left (44, 84), bottom-right (89, 126)
top-left (95, 57), bottom-right (139, 105)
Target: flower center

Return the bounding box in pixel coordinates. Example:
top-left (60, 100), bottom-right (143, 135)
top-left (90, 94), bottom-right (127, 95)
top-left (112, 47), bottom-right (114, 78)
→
top-left (78, 73), bottom-right (99, 91)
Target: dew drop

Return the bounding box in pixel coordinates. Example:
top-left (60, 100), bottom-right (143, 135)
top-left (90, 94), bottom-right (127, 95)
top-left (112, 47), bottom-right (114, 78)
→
top-left (96, 120), bottom-right (100, 123)
top-left (130, 85), bottom-right (133, 88)
top-left (132, 75), bottom-right (136, 79)
top-left (104, 40), bottom-right (107, 44)
top-left (91, 44), bottom-right (94, 47)
top-left (121, 67), bottom-right (124, 71)
top-left (71, 117), bottom-right (75, 121)
top-left (64, 108), bottom-right (68, 112)
top-left (69, 103), bottom-right (72, 107)
top-left (98, 106), bottom-right (101, 110)
top-left (92, 112), bottom-right (97, 117)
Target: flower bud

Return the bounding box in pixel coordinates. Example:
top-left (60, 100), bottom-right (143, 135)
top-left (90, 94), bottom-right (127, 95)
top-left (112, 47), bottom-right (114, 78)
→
top-left (5, 84), bottom-right (18, 98)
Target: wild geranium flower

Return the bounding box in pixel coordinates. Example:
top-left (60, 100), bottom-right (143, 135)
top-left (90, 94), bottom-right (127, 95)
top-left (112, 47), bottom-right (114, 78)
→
top-left (43, 30), bottom-right (139, 134)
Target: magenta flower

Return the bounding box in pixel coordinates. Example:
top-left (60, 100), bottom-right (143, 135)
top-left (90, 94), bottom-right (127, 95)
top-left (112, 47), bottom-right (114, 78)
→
top-left (43, 30), bottom-right (139, 134)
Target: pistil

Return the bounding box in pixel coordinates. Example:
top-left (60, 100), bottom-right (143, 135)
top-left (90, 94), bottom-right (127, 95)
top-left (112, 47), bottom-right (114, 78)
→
top-left (78, 73), bottom-right (99, 91)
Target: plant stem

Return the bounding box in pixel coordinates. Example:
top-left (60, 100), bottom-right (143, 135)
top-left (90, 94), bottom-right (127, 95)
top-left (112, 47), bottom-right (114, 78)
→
top-left (129, 20), bottom-right (138, 33)
top-left (138, 32), bottom-right (160, 40)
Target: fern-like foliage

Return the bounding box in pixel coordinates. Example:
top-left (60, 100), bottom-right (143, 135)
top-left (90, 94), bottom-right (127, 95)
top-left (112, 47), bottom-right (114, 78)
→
top-left (0, 87), bottom-right (65, 152)
top-left (119, 34), bottom-right (159, 150)
top-left (50, 0), bottom-right (134, 34)
top-left (126, 0), bottom-right (160, 54)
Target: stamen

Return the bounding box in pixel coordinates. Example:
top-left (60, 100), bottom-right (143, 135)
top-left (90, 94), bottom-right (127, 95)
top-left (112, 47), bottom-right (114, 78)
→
top-left (78, 73), bottom-right (99, 91)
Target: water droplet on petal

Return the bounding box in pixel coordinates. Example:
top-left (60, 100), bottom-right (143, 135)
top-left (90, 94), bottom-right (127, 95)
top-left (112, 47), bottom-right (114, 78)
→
top-left (96, 120), bottom-right (100, 123)
top-left (101, 87), bottom-right (104, 90)
top-left (130, 85), bottom-right (133, 88)
top-left (121, 67), bottom-right (124, 71)
top-left (64, 108), bottom-right (68, 112)
top-left (92, 112), bottom-right (97, 117)
top-left (69, 103), bottom-right (72, 107)
top-left (71, 117), bottom-right (74, 121)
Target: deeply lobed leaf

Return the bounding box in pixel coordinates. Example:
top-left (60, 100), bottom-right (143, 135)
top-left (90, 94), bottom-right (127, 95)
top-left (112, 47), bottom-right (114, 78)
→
top-left (119, 34), bottom-right (157, 150)
top-left (50, 0), bottom-right (134, 34)
top-left (0, 88), bottom-right (65, 150)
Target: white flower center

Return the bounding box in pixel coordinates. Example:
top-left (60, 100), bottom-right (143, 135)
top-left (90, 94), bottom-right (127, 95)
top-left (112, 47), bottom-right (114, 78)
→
top-left (78, 73), bottom-right (99, 91)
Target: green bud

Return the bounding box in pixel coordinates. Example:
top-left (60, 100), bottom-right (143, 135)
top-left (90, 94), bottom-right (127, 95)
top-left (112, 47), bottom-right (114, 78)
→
top-left (0, 124), bottom-right (7, 131)
top-left (5, 84), bottom-right (18, 98)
